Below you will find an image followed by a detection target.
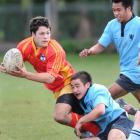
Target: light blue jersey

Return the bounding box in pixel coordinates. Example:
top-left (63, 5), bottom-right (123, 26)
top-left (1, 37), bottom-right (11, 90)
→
top-left (128, 128), bottom-right (140, 140)
top-left (79, 84), bottom-right (125, 134)
top-left (99, 16), bottom-right (140, 84)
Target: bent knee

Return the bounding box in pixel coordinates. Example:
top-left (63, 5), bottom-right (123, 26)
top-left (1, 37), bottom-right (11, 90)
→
top-left (108, 129), bottom-right (126, 140)
top-left (54, 114), bottom-right (65, 123)
top-left (53, 112), bottom-right (70, 125)
top-left (54, 103), bottom-right (72, 125)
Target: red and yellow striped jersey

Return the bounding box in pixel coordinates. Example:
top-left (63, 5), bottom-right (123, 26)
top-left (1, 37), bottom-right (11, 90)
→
top-left (17, 37), bottom-right (75, 92)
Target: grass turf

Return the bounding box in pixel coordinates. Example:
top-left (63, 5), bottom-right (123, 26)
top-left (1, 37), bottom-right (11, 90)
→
top-left (0, 53), bottom-right (139, 140)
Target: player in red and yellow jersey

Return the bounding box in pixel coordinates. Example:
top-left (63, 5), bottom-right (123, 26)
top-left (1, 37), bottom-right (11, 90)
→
top-left (0, 16), bottom-right (100, 138)
top-left (17, 36), bottom-right (74, 96)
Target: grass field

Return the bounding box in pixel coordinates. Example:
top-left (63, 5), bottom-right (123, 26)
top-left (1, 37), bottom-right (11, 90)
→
top-left (0, 53), bottom-right (139, 140)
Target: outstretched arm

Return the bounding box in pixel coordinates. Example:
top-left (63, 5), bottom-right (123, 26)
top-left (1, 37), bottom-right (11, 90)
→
top-left (0, 64), bottom-right (55, 84)
top-left (79, 43), bottom-right (105, 57)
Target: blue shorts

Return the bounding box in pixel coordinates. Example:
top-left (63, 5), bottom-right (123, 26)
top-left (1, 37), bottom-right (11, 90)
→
top-left (98, 113), bottom-right (134, 140)
top-left (116, 74), bottom-right (140, 93)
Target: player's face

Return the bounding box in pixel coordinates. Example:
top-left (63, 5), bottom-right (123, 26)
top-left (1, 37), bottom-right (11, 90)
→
top-left (71, 79), bottom-right (90, 100)
top-left (32, 26), bottom-right (51, 48)
top-left (112, 2), bottom-right (131, 22)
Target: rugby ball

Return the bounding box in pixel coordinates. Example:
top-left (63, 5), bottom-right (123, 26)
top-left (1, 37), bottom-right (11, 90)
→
top-left (3, 48), bottom-right (23, 72)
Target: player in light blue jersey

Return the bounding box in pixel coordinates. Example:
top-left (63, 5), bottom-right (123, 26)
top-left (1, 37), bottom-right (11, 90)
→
top-left (79, 0), bottom-right (140, 113)
top-left (71, 71), bottom-right (133, 140)
top-left (128, 111), bottom-right (140, 140)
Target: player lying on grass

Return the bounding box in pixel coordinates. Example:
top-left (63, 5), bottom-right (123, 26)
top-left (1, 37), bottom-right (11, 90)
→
top-left (0, 16), bottom-right (100, 137)
top-left (71, 71), bottom-right (133, 140)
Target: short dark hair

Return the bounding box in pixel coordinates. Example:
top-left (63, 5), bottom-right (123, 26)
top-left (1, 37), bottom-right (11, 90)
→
top-left (112, 0), bottom-right (133, 9)
top-left (29, 16), bottom-right (51, 34)
top-left (71, 71), bottom-right (92, 86)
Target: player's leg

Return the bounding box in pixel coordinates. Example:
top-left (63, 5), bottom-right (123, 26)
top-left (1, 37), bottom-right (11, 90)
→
top-left (133, 89), bottom-right (140, 103)
top-left (109, 74), bottom-right (140, 101)
top-left (54, 94), bottom-right (100, 136)
top-left (108, 74), bottom-right (129, 99)
top-left (109, 74), bottom-right (140, 115)
top-left (116, 98), bottom-right (137, 115)
top-left (53, 94), bottom-right (83, 125)
top-left (107, 113), bottom-right (133, 140)
top-left (53, 84), bottom-right (83, 124)
top-left (108, 82), bottom-right (127, 99)
top-left (107, 129), bottom-right (126, 140)
top-left (54, 102), bottom-right (71, 124)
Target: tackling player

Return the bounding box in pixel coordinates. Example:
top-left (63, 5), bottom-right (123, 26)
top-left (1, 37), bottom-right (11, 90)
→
top-left (71, 71), bottom-right (133, 140)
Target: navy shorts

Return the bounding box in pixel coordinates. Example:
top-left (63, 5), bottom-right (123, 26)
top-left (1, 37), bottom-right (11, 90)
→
top-left (98, 113), bottom-right (134, 140)
top-left (56, 94), bottom-right (84, 115)
top-left (116, 74), bottom-right (140, 93)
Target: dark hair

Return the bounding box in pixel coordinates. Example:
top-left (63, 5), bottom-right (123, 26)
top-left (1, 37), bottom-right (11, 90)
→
top-left (29, 16), bottom-right (51, 34)
top-left (71, 71), bottom-right (92, 86)
top-left (112, 0), bottom-right (133, 9)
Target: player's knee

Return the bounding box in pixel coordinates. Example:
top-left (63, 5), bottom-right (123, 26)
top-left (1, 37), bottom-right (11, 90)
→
top-left (108, 129), bottom-right (126, 140)
top-left (53, 113), bottom-right (68, 124)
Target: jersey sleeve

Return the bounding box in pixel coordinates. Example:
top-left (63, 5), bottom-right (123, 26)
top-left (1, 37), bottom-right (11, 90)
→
top-left (91, 88), bottom-right (110, 108)
top-left (98, 21), bottom-right (113, 48)
top-left (17, 37), bottom-right (32, 61)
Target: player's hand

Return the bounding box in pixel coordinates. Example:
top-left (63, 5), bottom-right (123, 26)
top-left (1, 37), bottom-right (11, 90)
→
top-left (0, 63), bottom-right (6, 73)
top-left (75, 120), bottom-right (83, 137)
top-left (9, 65), bottom-right (27, 78)
top-left (79, 49), bottom-right (90, 57)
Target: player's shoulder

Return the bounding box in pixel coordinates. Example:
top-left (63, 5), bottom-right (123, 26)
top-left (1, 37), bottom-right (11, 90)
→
top-left (49, 39), bottom-right (65, 53)
top-left (49, 39), bottom-right (61, 47)
top-left (104, 19), bottom-right (119, 31)
top-left (93, 83), bottom-right (107, 89)
top-left (107, 18), bottom-right (118, 26)
top-left (17, 36), bottom-right (32, 48)
top-left (132, 16), bottom-right (140, 23)
top-left (134, 16), bottom-right (140, 20)
top-left (92, 84), bottom-right (109, 94)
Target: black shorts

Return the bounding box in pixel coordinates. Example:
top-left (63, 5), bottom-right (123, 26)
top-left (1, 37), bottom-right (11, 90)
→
top-left (116, 74), bottom-right (140, 93)
top-left (98, 112), bottom-right (134, 140)
top-left (56, 94), bottom-right (84, 115)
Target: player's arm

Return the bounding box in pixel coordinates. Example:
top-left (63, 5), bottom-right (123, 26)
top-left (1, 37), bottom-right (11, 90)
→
top-left (9, 66), bottom-right (55, 84)
top-left (75, 103), bottom-right (105, 137)
top-left (79, 43), bottom-right (105, 57)
top-left (23, 70), bottom-right (55, 84)
top-left (11, 49), bottom-right (62, 84)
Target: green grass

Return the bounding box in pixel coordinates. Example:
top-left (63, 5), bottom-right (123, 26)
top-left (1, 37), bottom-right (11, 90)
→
top-left (0, 53), bottom-right (139, 140)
